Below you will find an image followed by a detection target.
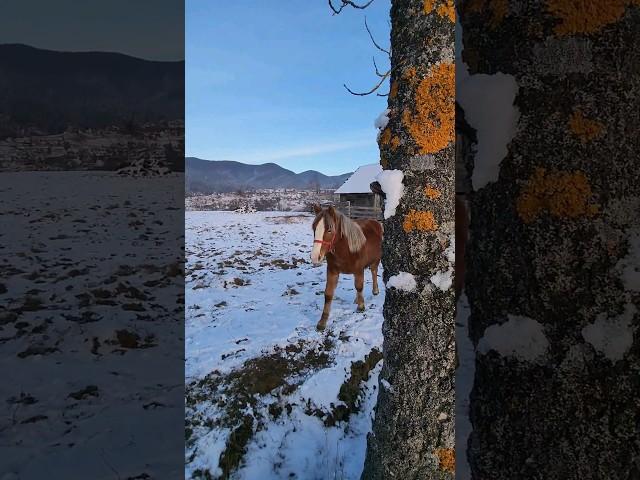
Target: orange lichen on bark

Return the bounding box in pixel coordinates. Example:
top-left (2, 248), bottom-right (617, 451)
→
top-left (423, 0), bottom-right (435, 13)
top-left (424, 185), bottom-right (441, 199)
top-left (402, 62), bottom-right (455, 155)
top-left (403, 210), bottom-right (438, 232)
top-left (569, 110), bottom-right (604, 142)
top-left (423, 0), bottom-right (456, 21)
top-left (380, 156), bottom-right (389, 169)
top-left (403, 66), bottom-right (417, 82)
top-left (379, 127), bottom-right (392, 146)
top-left (389, 81), bottom-right (399, 101)
top-left (380, 127), bottom-right (400, 151)
top-left (517, 167), bottom-right (600, 223)
top-left (435, 448), bottom-right (455, 473)
top-left (547, 0), bottom-right (640, 36)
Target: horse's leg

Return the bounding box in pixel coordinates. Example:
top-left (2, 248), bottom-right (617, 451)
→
top-left (354, 270), bottom-right (365, 312)
top-left (317, 268), bottom-right (339, 331)
top-left (371, 260), bottom-right (380, 295)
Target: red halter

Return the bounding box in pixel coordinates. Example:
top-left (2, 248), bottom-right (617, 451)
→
top-left (314, 231), bottom-right (337, 253)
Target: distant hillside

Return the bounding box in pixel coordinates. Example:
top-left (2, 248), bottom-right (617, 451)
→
top-left (0, 44), bottom-right (184, 139)
top-left (186, 158), bottom-right (352, 194)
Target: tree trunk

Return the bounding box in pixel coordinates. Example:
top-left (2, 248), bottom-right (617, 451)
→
top-left (362, 1), bottom-right (455, 478)
top-left (460, 1), bottom-right (640, 478)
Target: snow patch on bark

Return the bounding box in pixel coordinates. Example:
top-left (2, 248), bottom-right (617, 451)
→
top-left (430, 268), bottom-right (453, 291)
top-left (386, 272), bottom-right (416, 292)
top-left (374, 109), bottom-right (390, 130)
top-left (456, 18), bottom-right (520, 191)
top-left (376, 169), bottom-right (404, 219)
top-left (478, 315), bottom-right (549, 362)
top-left (582, 304), bottom-right (637, 361)
top-left (444, 234), bottom-right (455, 263)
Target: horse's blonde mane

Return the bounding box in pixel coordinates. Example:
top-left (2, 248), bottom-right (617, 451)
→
top-left (336, 211), bottom-right (366, 253)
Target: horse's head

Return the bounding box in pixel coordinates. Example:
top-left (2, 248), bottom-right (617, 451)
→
top-left (310, 204), bottom-right (338, 265)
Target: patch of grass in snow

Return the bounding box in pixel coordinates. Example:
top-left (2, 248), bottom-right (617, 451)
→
top-left (324, 348), bottom-right (383, 427)
top-left (259, 258), bottom-right (308, 270)
top-left (217, 415), bottom-right (254, 480)
top-left (224, 277), bottom-right (250, 288)
top-left (185, 336), bottom-right (336, 478)
top-left (192, 469), bottom-right (214, 480)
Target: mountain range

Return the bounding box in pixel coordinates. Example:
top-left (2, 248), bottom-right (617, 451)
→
top-left (186, 158), bottom-right (352, 194)
top-left (0, 43), bottom-right (184, 139)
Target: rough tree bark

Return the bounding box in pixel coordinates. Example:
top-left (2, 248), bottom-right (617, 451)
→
top-left (361, 0), bottom-right (455, 478)
top-left (461, 1), bottom-right (640, 478)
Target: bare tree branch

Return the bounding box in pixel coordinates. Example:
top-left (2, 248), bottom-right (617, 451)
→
top-left (328, 0), bottom-right (375, 15)
top-left (372, 57), bottom-right (386, 77)
top-left (328, 0), bottom-right (390, 97)
top-left (343, 57), bottom-right (407, 96)
top-left (365, 16), bottom-right (390, 55)
top-left (343, 69), bottom-right (390, 96)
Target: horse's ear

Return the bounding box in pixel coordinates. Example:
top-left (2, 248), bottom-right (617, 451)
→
top-left (312, 204), bottom-right (322, 214)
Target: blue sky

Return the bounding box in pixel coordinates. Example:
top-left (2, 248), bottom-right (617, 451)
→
top-left (0, 0), bottom-right (183, 61)
top-left (186, 0), bottom-right (391, 175)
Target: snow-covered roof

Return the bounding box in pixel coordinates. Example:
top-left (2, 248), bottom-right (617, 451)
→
top-left (334, 163), bottom-right (383, 194)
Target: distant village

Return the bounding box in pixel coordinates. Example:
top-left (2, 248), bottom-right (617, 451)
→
top-left (0, 120), bottom-right (184, 172)
top-left (185, 188), bottom-right (335, 212)
top-left (186, 163), bottom-right (384, 219)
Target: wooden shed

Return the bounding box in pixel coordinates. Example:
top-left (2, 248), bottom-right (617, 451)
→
top-left (333, 163), bottom-right (383, 219)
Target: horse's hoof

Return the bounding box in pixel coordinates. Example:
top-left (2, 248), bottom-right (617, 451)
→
top-left (357, 304), bottom-right (365, 313)
top-left (316, 321), bottom-right (327, 331)
top-left (373, 289), bottom-right (379, 295)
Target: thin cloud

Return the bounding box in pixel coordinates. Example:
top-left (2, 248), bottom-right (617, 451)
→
top-left (243, 138), bottom-right (373, 163)
top-left (195, 135), bottom-right (375, 164)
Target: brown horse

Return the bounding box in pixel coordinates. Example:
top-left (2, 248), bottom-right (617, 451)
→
top-left (310, 204), bottom-right (383, 330)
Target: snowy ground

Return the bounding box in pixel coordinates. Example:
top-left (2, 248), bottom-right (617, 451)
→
top-left (0, 172), bottom-right (184, 479)
top-left (185, 211), bottom-right (385, 480)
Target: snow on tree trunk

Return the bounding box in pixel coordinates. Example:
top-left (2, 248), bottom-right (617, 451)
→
top-left (460, 2), bottom-right (640, 478)
top-left (362, 1), bottom-right (455, 478)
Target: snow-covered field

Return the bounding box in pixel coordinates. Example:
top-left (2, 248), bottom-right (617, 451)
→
top-left (0, 172), bottom-right (184, 479)
top-left (185, 211), bottom-right (385, 480)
